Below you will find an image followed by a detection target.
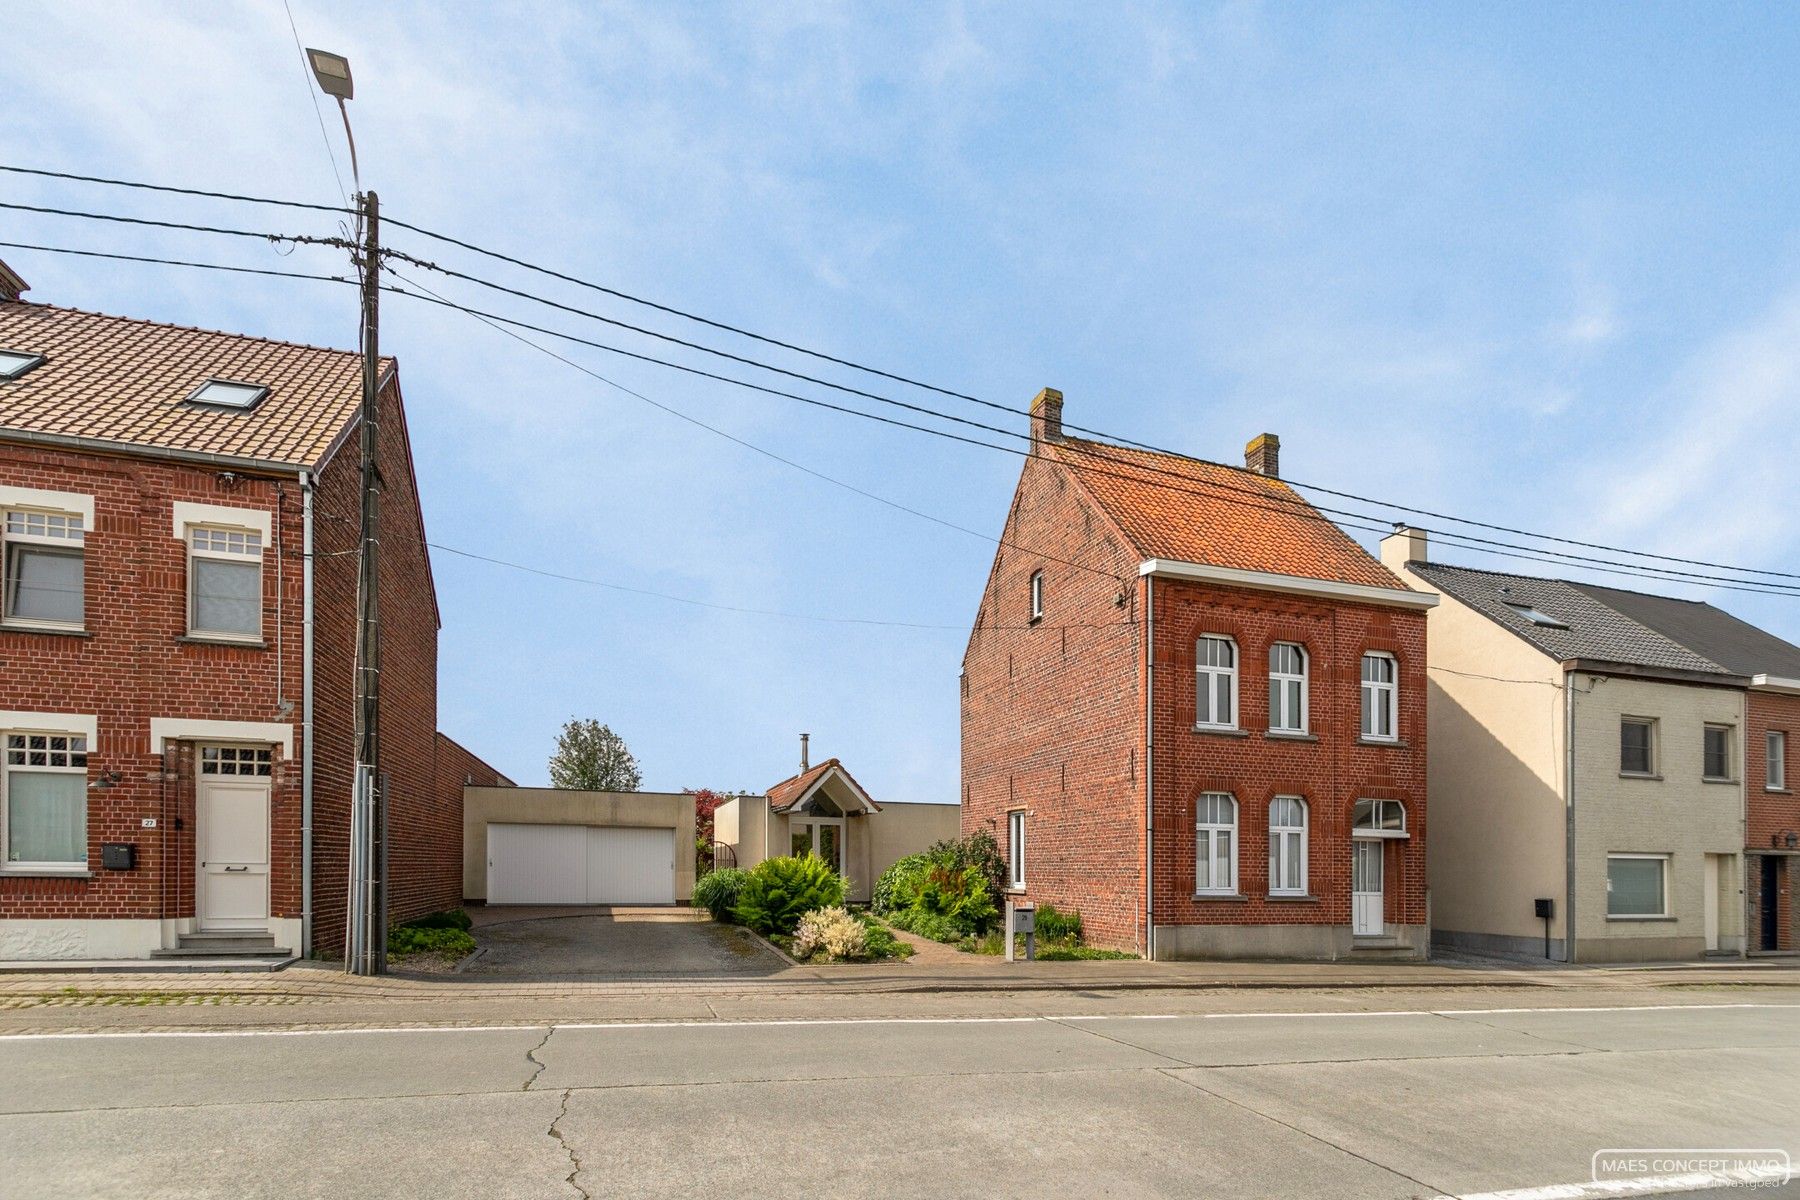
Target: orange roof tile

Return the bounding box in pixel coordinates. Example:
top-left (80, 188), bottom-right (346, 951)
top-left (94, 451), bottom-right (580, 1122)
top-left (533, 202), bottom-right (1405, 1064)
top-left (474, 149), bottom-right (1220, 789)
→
top-left (0, 301), bottom-right (390, 469)
top-left (1051, 437), bottom-right (1405, 591)
top-left (765, 758), bottom-right (881, 813)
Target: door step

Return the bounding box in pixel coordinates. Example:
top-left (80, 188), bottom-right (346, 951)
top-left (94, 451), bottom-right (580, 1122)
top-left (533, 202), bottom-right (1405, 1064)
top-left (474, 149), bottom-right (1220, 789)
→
top-left (152, 932), bottom-right (291, 958)
top-left (1350, 936), bottom-right (1419, 960)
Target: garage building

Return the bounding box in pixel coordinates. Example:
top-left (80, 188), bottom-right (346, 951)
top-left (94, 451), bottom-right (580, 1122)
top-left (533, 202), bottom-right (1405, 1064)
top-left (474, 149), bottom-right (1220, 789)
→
top-left (464, 788), bottom-right (697, 907)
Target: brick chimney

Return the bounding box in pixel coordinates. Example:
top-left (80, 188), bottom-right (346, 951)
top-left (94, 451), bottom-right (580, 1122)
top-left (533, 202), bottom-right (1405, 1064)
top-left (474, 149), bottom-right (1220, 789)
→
top-left (0, 260), bottom-right (27, 303)
top-left (1245, 433), bottom-right (1279, 477)
top-left (1030, 387), bottom-right (1064, 445)
top-left (1380, 525), bottom-right (1428, 572)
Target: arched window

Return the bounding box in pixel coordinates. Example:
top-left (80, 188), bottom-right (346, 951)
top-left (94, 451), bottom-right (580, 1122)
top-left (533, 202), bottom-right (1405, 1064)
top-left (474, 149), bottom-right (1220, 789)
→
top-left (1360, 652), bottom-right (1398, 741)
top-left (1269, 643), bottom-right (1308, 733)
top-left (1196, 636), bottom-right (1238, 729)
top-left (1195, 792), bottom-right (1237, 895)
top-left (1268, 796), bottom-right (1307, 895)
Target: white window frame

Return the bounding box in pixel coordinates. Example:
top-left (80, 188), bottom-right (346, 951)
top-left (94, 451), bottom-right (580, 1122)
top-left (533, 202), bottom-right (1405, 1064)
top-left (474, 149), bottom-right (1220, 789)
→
top-left (1268, 796), bottom-right (1307, 896)
top-left (1007, 809), bottom-right (1026, 890)
top-left (184, 523), bottom-right (265, 642)
top-left (1606, 853), bottom-right (1669, 919)
top-left (2, 506), bottom-right (86, 631)
top-left (1195, 635), bottom-right (1239, 730)
top-left (1195, 792), bottom-right (1238, 896)
top-left (1769, 730), bottom-right (1788, 792)
top-left (1268, 642), bottom-right (1308, 734)
top-left (1029, 570), bottom-right (1044, 623)
top-left (1620, 716), bottom-right (1657, 776)
top-left (1702, 723), bottom-right (1734, 782)
top-left (1360, 652), bottom-right (1398, 741)
top-left (1, 727), bottom-right (90, 872)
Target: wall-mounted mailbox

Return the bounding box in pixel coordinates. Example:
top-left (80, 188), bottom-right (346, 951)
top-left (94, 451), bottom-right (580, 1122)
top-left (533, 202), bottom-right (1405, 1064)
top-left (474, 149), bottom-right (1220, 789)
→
top-left (1533, 897), bottom-right (1554, 919)
top-left (101, 843), bottom-right (136, 871)
top-left (1013, 906), bottom-right (1036, 934)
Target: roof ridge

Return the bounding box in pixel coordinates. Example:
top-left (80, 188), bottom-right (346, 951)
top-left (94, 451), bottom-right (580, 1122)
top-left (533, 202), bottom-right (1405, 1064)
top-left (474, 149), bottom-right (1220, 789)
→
top-left (5, 300), bottom-right (389, 365)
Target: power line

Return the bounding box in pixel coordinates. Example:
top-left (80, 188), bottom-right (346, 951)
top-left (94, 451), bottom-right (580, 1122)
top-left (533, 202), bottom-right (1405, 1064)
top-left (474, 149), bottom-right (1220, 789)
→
top-left (9, 162), bottom-right (1798, 584)
top-left (0, 200), bottom-right (344, 250)
top-left (377, 276), bottom-right (1800, 600)
top-left (7, 234), bottom-right (1798, 600)
top-left (0, 163), bottom-right (350, 214)
top-left (279, 0), bottom-right (350, 207)
top-left (0, 240), bottom-right (352, 284)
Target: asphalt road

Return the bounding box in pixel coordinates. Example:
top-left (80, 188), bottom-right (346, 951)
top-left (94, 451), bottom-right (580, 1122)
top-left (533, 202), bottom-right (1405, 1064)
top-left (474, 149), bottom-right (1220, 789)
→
top-left (2, 1001), bottom-right (1797, 1199)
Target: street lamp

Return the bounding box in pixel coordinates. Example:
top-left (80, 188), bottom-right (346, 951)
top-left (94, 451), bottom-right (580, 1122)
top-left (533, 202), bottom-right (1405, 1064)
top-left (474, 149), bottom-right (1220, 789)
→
top-left (305, 47), bottom-right (360, 192)
top-left (305, 46), bottom-right (383, 976)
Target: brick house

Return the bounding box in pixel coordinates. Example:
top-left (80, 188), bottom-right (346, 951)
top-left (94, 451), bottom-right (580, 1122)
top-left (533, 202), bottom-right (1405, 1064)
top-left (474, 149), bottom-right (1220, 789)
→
top-left (0, 261), bottom-right (473, 961)
top-left (961, 390), bottom-right (1437, 959)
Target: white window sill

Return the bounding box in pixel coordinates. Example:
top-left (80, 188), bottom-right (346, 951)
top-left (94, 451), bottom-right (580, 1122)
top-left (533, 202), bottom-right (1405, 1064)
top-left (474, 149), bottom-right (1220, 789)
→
top-left (1766, 787), bottom-right (1792, 795)
top-left (1605, 914), bottom-right (1675, 923)
top-left (0, 867), bottom-right (93, 879)
top-left (1701, 777), bottom-right (1739, 786)
top-left (178, 634), bottom-right (267, 649)
top-left (1357, 736), bottom-right (1406, 748)
top-left (0, 622), bottom-right (90, 638)
top-left (1267, 892), bottom-right (1316, 901)
top-left (1193, 891), bottom-right (1246, 901)
top-left (1619, 771), bottom-right (1662, 781)
top-left (1193, 725), bottom-right (1249, 738)
top-left (1265, 729), bottom-right (1318, 742)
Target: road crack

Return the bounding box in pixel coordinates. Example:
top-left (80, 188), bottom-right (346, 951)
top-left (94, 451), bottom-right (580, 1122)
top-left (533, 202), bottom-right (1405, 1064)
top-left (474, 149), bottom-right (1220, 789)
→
top-left (523, 1025), bottom-right (555, 1090)
top-left (547, 1087), bottom-right (589, 1200)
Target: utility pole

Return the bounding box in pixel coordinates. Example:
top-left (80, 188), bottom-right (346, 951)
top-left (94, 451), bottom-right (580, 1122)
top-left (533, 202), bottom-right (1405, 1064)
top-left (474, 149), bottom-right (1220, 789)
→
top-left (352, 189), bottom-right (385, 975)
top-left (306, 46), bottom-right (385, 976)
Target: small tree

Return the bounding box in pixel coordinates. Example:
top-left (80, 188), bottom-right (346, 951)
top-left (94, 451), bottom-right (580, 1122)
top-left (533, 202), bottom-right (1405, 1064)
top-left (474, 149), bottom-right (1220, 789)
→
top-left (686, 787), bottom-right (732, 875)
top-left (548, 719), bottom-right (642, 792)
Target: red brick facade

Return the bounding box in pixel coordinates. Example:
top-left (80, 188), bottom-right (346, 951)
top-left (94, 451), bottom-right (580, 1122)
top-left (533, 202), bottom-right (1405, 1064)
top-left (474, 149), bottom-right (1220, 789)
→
top-left (0, 376), bottom-right (459, 957)
top-left (961, 412), bottom-right (1429, 958)
top-left (1746, 690), bottom-right (1797, 952)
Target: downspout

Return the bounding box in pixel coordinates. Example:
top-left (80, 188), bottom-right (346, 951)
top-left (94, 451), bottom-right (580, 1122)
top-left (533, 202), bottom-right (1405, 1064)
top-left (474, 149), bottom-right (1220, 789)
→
top-left (1144, 574), bottom-right (1155, 961)
top-left (301, 469), bottom-right (316, 958)
top-left (1563, 668), bottom-right (1577, 964)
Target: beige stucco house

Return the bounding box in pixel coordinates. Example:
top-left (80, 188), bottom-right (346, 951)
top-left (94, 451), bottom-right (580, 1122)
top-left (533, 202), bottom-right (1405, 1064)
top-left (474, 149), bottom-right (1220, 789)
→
top-left (714, 750), bottom-right (961, 904)
top-left (1386, 529), bottom-right (1748, 962)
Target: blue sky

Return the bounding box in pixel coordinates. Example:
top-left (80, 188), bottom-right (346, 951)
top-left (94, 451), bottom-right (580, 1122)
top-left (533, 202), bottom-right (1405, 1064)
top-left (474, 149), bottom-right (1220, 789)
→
top-left (6, 3), bottom-right (1799, 796)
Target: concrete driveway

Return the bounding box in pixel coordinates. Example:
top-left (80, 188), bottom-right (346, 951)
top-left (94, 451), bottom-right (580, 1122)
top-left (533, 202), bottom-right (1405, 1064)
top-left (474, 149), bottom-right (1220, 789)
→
top-left (460, 909), bottom-right (788, 981)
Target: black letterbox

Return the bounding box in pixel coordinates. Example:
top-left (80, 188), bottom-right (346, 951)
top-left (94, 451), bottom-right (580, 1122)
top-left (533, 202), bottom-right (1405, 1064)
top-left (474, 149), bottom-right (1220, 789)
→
top-left (1533, 897), bottom-right (1554, 919)
top-left (101, 843), bottom-right (136, 870)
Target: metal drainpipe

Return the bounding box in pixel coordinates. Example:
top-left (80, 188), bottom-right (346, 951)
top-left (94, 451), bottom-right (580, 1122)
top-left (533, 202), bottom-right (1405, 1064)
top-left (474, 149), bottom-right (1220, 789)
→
top-left (300, 470), bottom-right (316, 958)
top-left (1563, 669), bottom-right (1577, 964)
top-left (1144, 574), bottom-right (1155, 961)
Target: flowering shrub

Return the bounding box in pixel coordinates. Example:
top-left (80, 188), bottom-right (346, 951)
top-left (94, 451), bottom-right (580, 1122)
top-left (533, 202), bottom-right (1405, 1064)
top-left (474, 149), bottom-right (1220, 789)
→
top-left (789, 906), bottom-right (869, 962)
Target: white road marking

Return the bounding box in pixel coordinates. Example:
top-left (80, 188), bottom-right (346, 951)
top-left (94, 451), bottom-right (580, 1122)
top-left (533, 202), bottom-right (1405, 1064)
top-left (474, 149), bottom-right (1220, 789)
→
top-left (0, 1002), bottom-right (1792, 1041)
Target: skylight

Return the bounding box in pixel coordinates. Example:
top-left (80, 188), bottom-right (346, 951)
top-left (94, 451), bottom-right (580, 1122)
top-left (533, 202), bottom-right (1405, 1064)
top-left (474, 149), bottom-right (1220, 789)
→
top-left (186, 378), bottom-right (269, 411)
top-left (0, 349), bottom-right (45, 380)
top-left (1504, 601), bottom-right (1568, 629)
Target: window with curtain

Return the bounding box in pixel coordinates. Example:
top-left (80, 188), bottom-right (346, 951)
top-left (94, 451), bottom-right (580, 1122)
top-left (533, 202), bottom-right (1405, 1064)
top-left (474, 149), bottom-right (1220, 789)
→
top-left (3, 732), bottom-right (88, 868)
top-left (1360, 652), bottom-right (1397, 740)
top-left (1196, 636), bottom-right (1238, 729)
top-left (1195, 792), bottom-right (1237, 895)
top-left (1268, 643), bottom-right (1307, 733)
top-left (2, 509), bottom-right (85, 628)
top-left (1268, 796), bottom-right (1307, 895)
top-left (188, 525), bottom-right (263, 639)
top-left (1606, 855), bottom-right (1667, 917)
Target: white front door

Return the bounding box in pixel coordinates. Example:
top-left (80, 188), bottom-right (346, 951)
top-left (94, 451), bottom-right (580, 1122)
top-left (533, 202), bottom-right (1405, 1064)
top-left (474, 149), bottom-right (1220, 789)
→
top-left (1352, 840), bottom-right (1384, 936)
top-left (790, 819), bottom-right (844, 875)
top-left (196, 747), bottom-right (272, 931)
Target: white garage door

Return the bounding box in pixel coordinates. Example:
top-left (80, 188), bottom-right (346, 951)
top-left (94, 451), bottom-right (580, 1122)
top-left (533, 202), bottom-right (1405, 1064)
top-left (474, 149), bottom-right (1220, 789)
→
top-left (486, 823), bottom-right (676, 905)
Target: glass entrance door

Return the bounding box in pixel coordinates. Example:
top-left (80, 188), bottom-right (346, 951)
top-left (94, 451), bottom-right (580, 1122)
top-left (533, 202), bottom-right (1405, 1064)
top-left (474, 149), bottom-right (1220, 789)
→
top-left (791, 820), bottom-right (843, 874)
top-left (1352, 839), bottom-right (1384, 936)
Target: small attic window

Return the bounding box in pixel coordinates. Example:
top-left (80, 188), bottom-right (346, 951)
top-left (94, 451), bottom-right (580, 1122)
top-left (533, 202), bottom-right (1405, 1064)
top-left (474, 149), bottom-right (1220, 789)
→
top-left (0, 349), bottom-right (45, 380)
top-left (1504, 601), bottom-right (1568, 630)
top-left (186, 378), bottom-right (269, 411)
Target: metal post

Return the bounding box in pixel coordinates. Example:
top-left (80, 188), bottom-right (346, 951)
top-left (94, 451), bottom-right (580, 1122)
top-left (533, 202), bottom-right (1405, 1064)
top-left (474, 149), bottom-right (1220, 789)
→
top-left (348, 190), bottom-right (384, 975)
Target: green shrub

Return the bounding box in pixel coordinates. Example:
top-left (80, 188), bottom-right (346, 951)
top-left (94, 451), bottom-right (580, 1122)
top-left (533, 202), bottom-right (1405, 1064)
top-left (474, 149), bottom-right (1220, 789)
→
top-left (1037, 944), bottom-right (1136, 961)
top-left (732, 855), bottom-right (845, 936)
top-left (1033, 903), bottom-right (1082, 943)
top-left (405, 908), bottom-right (472, 931)
top-left (872, 853), bottom-right (929, 915)
top-left (913, 863), bottom-right (998, 934)
top-left (692, 868), bottom-right (749, 922)
top-left (388, 924), bottom-right (475, 958)
top-left (888, 907), bottom-right (964, 943)
top-left (925, 829), bottom-right (1006, 905)
top-left (858, 914), bottom-right (913, 960)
